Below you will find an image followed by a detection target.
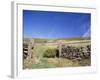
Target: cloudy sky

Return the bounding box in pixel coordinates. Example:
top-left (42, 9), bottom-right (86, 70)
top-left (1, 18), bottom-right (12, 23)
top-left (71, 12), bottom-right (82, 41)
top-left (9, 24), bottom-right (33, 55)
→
top-left (23, 10), bottom-right (91, 39)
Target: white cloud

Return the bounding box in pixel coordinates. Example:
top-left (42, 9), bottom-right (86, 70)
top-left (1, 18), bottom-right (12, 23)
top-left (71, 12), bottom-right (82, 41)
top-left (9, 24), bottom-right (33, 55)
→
top-left (83, 29), bottom-right (91, 37)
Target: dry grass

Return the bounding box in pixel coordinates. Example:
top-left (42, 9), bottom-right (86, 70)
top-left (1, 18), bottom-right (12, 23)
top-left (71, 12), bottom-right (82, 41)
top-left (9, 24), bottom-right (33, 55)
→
top-left (23, 40), bottom-right (91, 69)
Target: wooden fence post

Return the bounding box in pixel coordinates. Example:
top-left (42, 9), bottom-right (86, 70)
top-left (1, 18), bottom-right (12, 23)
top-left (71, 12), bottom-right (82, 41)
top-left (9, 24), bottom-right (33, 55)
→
top-left (59, 43), bottom-right (62, 57)
top-left (28, 39), bottom-right (34, 59)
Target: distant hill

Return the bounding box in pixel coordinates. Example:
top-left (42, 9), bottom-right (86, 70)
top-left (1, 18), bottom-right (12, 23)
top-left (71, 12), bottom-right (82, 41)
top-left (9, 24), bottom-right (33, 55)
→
top-left (24, 37), bottom-right (91, 43)
top-left (54, 37), bottom-right (90, 41)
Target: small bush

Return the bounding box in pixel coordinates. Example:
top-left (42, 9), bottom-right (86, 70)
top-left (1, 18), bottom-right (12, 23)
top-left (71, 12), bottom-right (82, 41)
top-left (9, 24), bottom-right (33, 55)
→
top-left (43, 48), bottom-right (56, 58)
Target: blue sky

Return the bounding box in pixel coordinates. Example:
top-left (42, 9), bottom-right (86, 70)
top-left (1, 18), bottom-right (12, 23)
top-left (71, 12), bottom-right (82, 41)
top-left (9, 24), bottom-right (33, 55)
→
top-left (23, 10), bottom-right (91, 39)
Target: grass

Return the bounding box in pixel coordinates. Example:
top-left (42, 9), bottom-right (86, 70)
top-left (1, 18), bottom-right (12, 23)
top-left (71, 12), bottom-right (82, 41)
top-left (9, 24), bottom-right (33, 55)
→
top-left (24, 57), bottom-right (90, 69)
top-left (23, 38), bottom-right (91, 69)
top-left (31, 58), bottom-right (80, 69)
